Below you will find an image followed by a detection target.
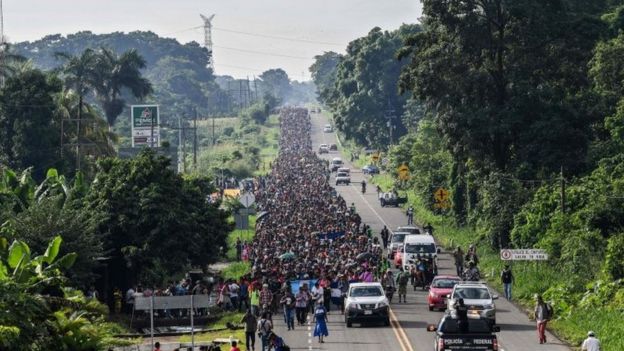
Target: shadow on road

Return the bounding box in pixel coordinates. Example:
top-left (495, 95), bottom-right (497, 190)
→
top-left (396, 320), bottom-right (428, 329)
top-left (497, 323), bottom-right (536, 331)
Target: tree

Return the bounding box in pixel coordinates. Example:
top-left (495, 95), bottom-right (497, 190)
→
top-left (0, 69), bottom-right (65, 179)
top-left (309, 51), bottom-right (342, 104)
top-left (400, 0), bottom-right (605, 175)
top-left (0, 43), bottom-right (26, 81)
top-left (92, 48), bottom-right (153, 130)
top-left (326, 25), bottom-right (420, 147)
top-left (55, 49), bottom-right (97, 122)
top-left (85, 150), bottom-right (232, 288)
top-left (259, 68), bottom-right (291, 102)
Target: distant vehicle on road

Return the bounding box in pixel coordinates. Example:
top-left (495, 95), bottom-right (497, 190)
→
top-left (336, 171), bottom-right (351, 185)
top-left (330, 157), bottom-right (343, 172)
top-left (344, 282), bottom-right (390, 327)
top-left (323, 124), bottom-right (333, 133)
top-left (329, 143), bottom-right (338, 151)
top-left (447, 282), bottom-right (498, 326)
top-left (388, 231), bottom-right (410, 259)
top-left (396, 226), bottom-right (421, 235)
top-left (426, 314), bottom-right (500, 351)
top-left (427, 276), bottom-right (461, 311)
top-left (362, 164), bottom-right (380, 174)
top-left (400, 234), bottom-right (439, 276)
top-left (319, 144), bottom-right (329, 154)
top-left (337, 167), bottom-right (350, 174)
top-left (379, 192), bottom-right (408, 207)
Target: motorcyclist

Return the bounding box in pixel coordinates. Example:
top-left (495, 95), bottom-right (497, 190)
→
top-left (463, 261), bottom-right (481, 281)
top-left (361, 180), bottom-right (367, 193)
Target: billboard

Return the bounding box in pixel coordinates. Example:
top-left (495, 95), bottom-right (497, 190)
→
top-left (131, 105), bottom-right (160, 147)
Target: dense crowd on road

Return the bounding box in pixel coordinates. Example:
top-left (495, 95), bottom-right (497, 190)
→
top-left (249, 107), bottom-right (381, 284)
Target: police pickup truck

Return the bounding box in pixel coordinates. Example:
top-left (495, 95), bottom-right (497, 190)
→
top-left (426, 315), bottom-right (500, 351)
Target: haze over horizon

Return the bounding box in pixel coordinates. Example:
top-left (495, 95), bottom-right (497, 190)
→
top-left (3, 0), bottom-right (422, 80)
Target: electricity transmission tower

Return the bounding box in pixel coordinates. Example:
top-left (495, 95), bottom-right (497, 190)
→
top-left (200, 14), bottom-right (215, 71)
top-left (0, 0), bottom-right (4, 44)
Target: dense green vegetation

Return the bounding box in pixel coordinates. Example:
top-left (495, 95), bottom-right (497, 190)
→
top-left (313, 1), bottom-right (624, 349)
top-left (0, 235), bottom-right (134, 350)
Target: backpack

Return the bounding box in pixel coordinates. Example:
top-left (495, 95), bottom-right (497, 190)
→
top-left (545, 303), bottom-right (554, 319)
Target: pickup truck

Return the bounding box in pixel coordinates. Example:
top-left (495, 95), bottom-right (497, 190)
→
top-left (379, 192), bottom-right (408, 207)
top-left (427, 315), bottom-right (500, 351)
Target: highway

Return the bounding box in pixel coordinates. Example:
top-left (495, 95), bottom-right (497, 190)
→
top-left (269, 110), bottom-right (570, 351)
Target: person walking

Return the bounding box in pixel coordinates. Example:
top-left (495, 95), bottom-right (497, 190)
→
top-left (382, 271), bottom-right (396, 303)
top-left (313, 302), bottom-right (329, 343)
top-left (453, 246), bottom-right (464, 277)
top-left (250, 284), bottom-right (261, 317)
top-left (396, 267), bottom-right (409, 303)
top-left (257, 312), bottom-right (273, 351)
top-left (295, 284), bottom-right (310, 325)
top-left (406, 206), bottom-right (414, 225)
top-left (581, 331), bottom-right (601, 351)
top-left (280, 289), bottom-right (296, 330)
top-left (501, 265), bottom-right (514, 300)
top-left (380, 226), bottom-right (390, 249)
top-left (534, 294), bottom-right (552, 344)
top-left (240, 309), bottom-right (257, 351)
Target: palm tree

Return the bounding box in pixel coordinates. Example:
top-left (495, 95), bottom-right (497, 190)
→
top-left (0, 42), bottom-right (26, 84)
top-left (92, 47), bottom-right (153, 131)
top-left (55, 49), bottom-right (97, 122)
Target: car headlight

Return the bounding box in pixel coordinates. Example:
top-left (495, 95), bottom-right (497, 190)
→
top-left (377, 301), bottom-right (389, 308)
top-left (484, 304), bottom-right (495, 310)
top-left (346, 303), bottom-right (359, 310)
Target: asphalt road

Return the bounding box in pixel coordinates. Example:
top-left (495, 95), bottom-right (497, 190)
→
top-left (268, 111), bottom-right (570, 351)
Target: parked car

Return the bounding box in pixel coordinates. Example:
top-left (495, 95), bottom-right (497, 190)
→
top-left (427, 275), bottom-right (461, 311)
top-left (329, 143), bottom-right (338, 151)
top-left (323, 124), bottom-right (333, 133)
top-left (379, 192), bottom-right (408, 207)
top-left (344, 282), bottom-right (390, 327)
top-left (447, 282), bottom-right (498, 325)
top-left (426, 315), bottom-right (500, 351)
top-left (319, 144), bottom-right (329, 154)
top-left (336, 172), bottom-right (351, 185)
top-left (362, 164), bottom-right (380, 174)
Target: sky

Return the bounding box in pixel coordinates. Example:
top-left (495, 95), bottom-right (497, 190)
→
top-left (3, 0), bottom-right (422, 80)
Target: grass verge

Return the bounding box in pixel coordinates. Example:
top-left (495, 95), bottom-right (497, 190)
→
top-left (368, 173), bottom-right (624, 350)
top-left (179, 313), bottom-right (245, 345)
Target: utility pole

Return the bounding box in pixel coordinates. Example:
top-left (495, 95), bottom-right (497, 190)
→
top-left (253, 76), bottom-right (259, 102)
top-left (385, 100), bottom-right (396, 146)
top-left (193, 108), bottom-right (198, 170)
top-left (560, 166), bottom-right (566, 213)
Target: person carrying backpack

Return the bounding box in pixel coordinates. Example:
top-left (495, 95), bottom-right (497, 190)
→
top-left (501, 265), bottom-right (514, 300)
top-left (257, 312), bottom-right (273, 351)
top-left (396, 267), bottom-right (409, 303)
top-left (533, 294), bottom-right (553, 344)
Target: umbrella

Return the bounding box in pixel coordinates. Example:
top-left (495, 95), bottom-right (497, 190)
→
top-left (280, 252), bottom-right (296, 260)
top-left (356, 252), bottom-right (374, 261)
top-left (256, 211), bottom-right (269, 221)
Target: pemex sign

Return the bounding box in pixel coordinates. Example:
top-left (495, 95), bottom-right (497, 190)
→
top-left (131, 105), bottom-right (160, 147)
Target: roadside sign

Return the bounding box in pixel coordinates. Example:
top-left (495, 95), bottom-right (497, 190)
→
top-left (433, 187), bottom-right (451, 209)
top-left (371, 151), bottom-right (380, 162)
top-left (240, 193), bottom-right (255, 208)
top-left (397, 164), bottom-right (410, 180)
top-left (500, 249), bottom-right (549, 261)
top-left (131, 105), bottom-right (160, 148)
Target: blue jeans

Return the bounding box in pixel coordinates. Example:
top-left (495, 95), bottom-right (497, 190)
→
top-left (504, 283), bottom-right (512, 300)
top-left (261, 334), bottom-right (268, 351)
top-left (283, 308), bottom-right (295, 329)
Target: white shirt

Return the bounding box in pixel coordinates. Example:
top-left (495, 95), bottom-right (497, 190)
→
top-left (581, 337), bottom-right (600, 351)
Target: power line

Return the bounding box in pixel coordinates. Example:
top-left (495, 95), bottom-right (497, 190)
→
top-left (213, 26), bottom-right (344, 46)
top-left (213, 45), bottom-right (312, 60)
top-left (161, 25), bottom-right (344, 46)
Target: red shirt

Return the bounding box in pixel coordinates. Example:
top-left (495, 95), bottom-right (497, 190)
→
top-left (230, 347), bottom-right (241, 351)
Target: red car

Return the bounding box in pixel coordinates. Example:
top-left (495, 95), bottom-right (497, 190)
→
top-left (427, 275), bottom-right (461, 311)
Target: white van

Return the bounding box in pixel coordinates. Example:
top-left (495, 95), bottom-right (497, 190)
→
top-left (402, 234), bottom-right (439, 272)
top-left (330, 158), bottom-right (343, 172)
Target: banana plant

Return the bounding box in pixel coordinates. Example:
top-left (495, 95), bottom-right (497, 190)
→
top-left (0, 235), bottom-right (77, 286)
